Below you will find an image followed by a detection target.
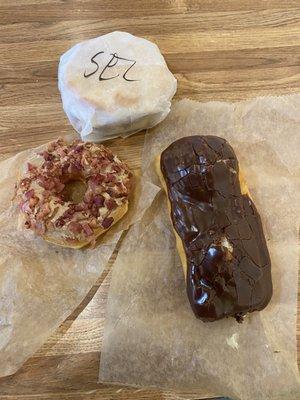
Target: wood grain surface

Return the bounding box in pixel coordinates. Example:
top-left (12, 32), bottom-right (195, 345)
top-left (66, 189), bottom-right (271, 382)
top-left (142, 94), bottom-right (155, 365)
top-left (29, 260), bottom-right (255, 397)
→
top-left (0, 1), bottom-right (299, 399)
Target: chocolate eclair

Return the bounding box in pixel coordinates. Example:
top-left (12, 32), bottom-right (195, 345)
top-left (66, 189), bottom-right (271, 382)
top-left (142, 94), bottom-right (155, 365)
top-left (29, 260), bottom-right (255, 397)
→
top-left (157, 135), bottom-right (272, 322)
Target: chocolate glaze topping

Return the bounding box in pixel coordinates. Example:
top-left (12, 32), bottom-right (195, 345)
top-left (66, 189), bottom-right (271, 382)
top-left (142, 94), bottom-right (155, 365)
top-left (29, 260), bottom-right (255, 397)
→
top-left (160, 136), bottom-right (272, 322)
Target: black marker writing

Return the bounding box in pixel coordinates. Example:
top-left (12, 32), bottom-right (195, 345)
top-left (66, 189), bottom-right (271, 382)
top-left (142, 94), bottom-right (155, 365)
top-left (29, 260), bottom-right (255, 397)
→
top-left (83, 51), bottom-right (104, 78)
top-left (115, 54), bottom-right (137, 82)
top-left (84, 51), bottom-right (138, 82)
top-left (99, 53), bottom-right (120, 81)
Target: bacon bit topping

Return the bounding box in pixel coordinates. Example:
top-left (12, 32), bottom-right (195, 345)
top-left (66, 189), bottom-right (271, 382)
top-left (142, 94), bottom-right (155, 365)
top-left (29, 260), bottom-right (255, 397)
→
top-left (68, 221), bottom-right (83, 234)
top-left (15, 139), bottom-right (132, 240)
top-left (74, 204), bottom-right (85, 212)
top-left (55, 218), bottom-right (65, 228)
top-left (106, 188), bottom-right (115, 197)
top-left (82, 223), bottom-right (93, 236)
top-left (61, 207), bottom-right (76, 220)
top-left (56, 182), bottom-right (65, 193)
top-left (36, 203), bottom-right (51, 220)
top-left (114, 182), bottom-right (129, 197)
top-left (42, 191), bottom-right (51, 199)
top-left (90, 174), bottom-right (105, 184)
top-left (29, 196), bottom-right (39, 208)
top-left (107, 153), bottom-right (114, 162)
top-left (93, 194), bottom-right (104, 207)
top-left (20, 201), bottom-right (31, 213)
top-left (69, 161), bottom-right (83, 174)
top-left (105, 198), bottom-right (117, 211)
top-left (56, 147), bottom-right (67, 157)
top-left (20, 178), bottom-right (31, 188)
top-left (38, 176), bottom-right (55, 190)
top-left (27, 163), bottom-right (37, 172)
top-left (97, 159), bottom-right (110, 169)
top-left (44, 161), bottom-right (54, 170)
top-left (105, 173), bottom-right (116, 183)
top-left (113, 164), bottom-right (122, 173)
top-left (62, 162), bottom-right (70, 174)
top-left (40, 151), bottom-right (54, 161)
top-left (41, 203), bottom-right (51, 214)
top-left (102, 217), bottom-right (114, 229)
top-left (91, 158), bottom-right (99, 167)
top-left (84, 190), bottom-right (93, 204)
top-left (74, 144), bottom-right (84, 153)
top-left (24, 189), bottom-right (35, 199)
top-left (90, 204), bottom-right (99, 217)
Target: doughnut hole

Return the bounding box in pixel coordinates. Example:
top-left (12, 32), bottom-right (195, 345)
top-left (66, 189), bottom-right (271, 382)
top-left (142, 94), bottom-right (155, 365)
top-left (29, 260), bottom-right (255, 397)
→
top-left (61, 179), bottom-right (87, 204)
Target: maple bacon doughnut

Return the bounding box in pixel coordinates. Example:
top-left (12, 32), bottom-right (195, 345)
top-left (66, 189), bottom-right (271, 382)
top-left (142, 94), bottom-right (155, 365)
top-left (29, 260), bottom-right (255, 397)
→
top-left (15, 139), bottom-right (132, 248)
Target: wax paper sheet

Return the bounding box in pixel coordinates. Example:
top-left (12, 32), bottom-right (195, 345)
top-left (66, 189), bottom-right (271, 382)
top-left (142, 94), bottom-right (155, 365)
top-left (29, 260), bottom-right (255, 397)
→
top-left (99, 94), bottom-right (300, 399)
top-left (0, 137), bottom-right (159, 377)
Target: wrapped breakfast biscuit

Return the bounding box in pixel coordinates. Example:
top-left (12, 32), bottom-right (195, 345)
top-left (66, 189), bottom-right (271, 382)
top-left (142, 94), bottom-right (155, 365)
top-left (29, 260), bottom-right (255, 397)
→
top-left (157, 135), bottom-right (273, 322)
top-left (58, 31), bottom-right (177, 141)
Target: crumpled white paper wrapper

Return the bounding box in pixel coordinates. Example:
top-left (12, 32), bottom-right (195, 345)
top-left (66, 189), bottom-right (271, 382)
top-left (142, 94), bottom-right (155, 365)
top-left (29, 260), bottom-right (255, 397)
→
top-left (58, 31), bottom-right (177, 142)
top-left (99, 94), bottom-right (300, 399)
top-left (0, 138), bottom-right (159, 378)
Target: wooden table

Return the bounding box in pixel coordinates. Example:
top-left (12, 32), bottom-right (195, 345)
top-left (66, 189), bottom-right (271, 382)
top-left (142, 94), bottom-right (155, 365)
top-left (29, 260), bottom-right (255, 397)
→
top-left (0, 1), bottom-right (299, 399)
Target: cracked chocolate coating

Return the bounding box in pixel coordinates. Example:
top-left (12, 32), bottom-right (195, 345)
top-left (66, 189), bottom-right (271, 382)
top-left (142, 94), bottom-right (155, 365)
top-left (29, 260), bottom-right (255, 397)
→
top-left (160, 135), bottom-right (272, 322)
